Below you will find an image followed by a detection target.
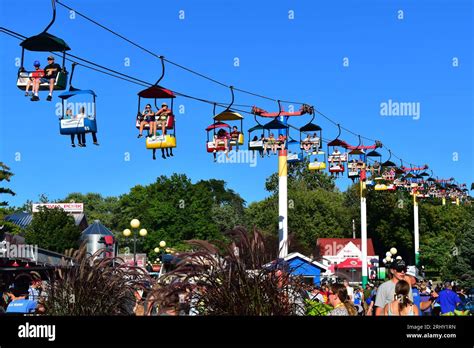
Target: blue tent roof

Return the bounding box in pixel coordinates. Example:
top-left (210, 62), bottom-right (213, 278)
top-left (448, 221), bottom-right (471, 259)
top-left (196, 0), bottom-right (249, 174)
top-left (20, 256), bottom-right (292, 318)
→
top-left (81, 220), bottom-right (113, 236)
top-left (59, 89), bottom-right (97, 99)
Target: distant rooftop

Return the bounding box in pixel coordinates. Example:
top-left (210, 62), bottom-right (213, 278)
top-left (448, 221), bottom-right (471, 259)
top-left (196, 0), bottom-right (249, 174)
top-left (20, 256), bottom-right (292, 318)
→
top-left (5, 211), bottom-right (88, 229)
top-left (81, 220), bottom-right (114, 237)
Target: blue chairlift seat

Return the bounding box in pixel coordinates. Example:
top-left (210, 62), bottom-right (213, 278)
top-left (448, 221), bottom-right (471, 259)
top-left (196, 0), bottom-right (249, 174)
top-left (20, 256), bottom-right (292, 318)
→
top-left (58, 89), bottom-right (97, 135)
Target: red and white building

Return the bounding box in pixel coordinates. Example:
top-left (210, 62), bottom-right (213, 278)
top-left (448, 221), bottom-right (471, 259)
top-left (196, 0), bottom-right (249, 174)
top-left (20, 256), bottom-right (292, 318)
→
top-left (316, 238), bottom-right (379, 283)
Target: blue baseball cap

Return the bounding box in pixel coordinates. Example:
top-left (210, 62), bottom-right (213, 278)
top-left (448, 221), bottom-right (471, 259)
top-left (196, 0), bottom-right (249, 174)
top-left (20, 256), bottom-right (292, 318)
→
top-left (33, 60), bottom-right (41, 67)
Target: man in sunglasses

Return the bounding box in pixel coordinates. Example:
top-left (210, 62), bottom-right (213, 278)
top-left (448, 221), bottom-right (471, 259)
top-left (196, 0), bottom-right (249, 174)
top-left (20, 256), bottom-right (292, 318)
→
top-left (374, 259), bottom-right (413, 316)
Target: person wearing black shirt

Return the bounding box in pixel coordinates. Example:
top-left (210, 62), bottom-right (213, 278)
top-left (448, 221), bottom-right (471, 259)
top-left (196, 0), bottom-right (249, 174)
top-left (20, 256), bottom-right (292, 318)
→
top-left (32, 55), bottom-right (61, 101)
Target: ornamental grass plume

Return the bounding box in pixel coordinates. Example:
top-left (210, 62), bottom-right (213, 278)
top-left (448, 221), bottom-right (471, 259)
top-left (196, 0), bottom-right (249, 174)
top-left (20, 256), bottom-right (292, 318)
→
top-left (150, 227), bottom-right (309, 316)
top-left (44, 244), bottom-right (151, 315)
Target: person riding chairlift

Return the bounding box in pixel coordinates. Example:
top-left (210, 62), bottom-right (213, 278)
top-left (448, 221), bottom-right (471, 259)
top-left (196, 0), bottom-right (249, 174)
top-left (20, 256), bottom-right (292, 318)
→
top-left (213, 128), bottom-right (230, 161)
top-left (31, 56), bottom-right (61, 102)
top-left (137, 104), bottom-right (156, 139)
top-left (155, 102), bottom-right (172, 136)
top-left (76, 106), bottom-right (99, 147)
top-left (278, 134), bottom-right (287, 150)
top-left (64, 108), bottom-right (81, 148)
top-left (25, 61), bottom-right (44, 97)
top-left (230, 126), bottom-right (240, 151)
top-left (264, 133), bottom-right (277, 156)
top-left (370, 160), bottom-right (381, 176)
top-left (302, 135), bottom-right (312, 152)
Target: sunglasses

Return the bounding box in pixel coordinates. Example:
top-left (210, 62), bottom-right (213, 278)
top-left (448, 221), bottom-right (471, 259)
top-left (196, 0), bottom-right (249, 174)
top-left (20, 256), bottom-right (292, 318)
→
top-left (395, 267), bottom-right (407, 273)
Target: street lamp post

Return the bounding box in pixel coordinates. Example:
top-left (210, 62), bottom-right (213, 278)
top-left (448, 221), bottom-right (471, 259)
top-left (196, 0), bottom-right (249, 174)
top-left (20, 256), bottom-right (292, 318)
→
top-left (156, 240), bottom-right (167, 278)
top-left (123, 219), bottom-right (147, 266)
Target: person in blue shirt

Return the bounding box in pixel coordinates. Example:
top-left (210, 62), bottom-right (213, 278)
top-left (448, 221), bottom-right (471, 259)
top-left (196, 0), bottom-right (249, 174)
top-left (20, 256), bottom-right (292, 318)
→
top-left (406, 266), bottom-right (438, 316)
top-left (6, 275), bottom-right (37, 314)
top-left (438, 282), bottom-right (461, 314)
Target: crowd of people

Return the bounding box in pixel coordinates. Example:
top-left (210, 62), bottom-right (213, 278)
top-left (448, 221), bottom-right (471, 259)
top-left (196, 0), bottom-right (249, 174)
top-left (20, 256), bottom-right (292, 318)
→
top-left (1, 257), bottom-right (471, 316)
top-left (306, 259), bottom-right (471, 316)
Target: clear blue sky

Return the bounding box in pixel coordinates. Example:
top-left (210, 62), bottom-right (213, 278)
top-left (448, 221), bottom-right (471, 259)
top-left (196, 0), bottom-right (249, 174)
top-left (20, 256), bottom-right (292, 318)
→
top-left (0, 0), bottom-right (472, 207)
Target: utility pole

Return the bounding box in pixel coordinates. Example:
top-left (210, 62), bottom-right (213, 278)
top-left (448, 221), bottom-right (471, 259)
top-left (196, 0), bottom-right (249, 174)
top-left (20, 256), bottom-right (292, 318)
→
top-left (413, 191), bottom-right (420, 266)
top-left (278, 150), bottom-right (288, 258)
top-left (278, 114), bottom-right (289, 258)
top-left (360, 177), bottom-right (368, 287)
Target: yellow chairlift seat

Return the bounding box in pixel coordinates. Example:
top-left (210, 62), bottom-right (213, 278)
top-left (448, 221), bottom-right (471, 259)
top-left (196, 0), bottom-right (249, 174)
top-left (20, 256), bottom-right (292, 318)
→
top-left (230, 133), bottom-right (244, 146)
top-left (375, 184), bottom-right (388, 191)
top-left (17, 70), bottom-right (68, 91)
top-left (308, 161), bottom-right (327, 171)
top-left (146, 134), bottom-right (176, 149)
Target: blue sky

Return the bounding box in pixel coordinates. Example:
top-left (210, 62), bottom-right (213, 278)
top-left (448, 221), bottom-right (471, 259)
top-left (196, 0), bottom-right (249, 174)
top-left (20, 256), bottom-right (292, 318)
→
top-left (0, 0), bottom-right (472, 207)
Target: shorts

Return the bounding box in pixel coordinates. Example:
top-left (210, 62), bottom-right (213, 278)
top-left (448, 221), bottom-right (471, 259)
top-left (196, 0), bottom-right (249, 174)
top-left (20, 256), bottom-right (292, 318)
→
top-left (40, 77), bottom-right (54, 83)
top-left (145, 116), bottom-right (155, 123)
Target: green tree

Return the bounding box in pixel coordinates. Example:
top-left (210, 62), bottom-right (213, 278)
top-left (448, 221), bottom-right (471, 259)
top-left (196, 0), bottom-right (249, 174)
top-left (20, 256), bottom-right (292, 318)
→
top-left (442, 216), bottom-right (474, 288)
top-left (114, 175), bottom-right (238, 256)
top-left (246, 163), bottom-right (351, 254)
top-left (0, 162), bottom-right (15, 207)
top-left (0, 162), bottom-right (21, 235)
top-left (24, 207), bottom-right (81, 253)
top-left (196, 179), bottom-right (246, 232)
top-left (265, 160), bottom-right (337, 194)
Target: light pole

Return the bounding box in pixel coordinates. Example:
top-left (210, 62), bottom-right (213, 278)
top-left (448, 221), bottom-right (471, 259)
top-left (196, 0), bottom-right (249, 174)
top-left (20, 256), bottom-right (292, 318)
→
top-left (278, 147), bottom-right (288, 258)
top-left (123, 218), bottom-right (147, 266)
top-left (156, 240), bottom-right (167, 277)
top-left (360, 177), bottom-right (368, 288)
top-left (412, 190), bottom-right (420, 266)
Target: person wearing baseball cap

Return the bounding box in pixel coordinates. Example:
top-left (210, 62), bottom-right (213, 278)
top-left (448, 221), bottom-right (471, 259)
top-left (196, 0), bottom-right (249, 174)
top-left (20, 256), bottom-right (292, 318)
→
top-left (32, 55), bottom-right (62, 101)
top-left (25, 60), bottom-right (44, 98)
top-left (406, 265), bottom-right (438, 316)
top-left (374, 258), bottom-right (413, 315)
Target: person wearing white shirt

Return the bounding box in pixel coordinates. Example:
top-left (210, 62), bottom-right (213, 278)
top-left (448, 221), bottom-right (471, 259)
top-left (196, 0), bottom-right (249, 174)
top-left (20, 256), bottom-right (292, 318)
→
top-left (343, 279), bottom-right (354, 302)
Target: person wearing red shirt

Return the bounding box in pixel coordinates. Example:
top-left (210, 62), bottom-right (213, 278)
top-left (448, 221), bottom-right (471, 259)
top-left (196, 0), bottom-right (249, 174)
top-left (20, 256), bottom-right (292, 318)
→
top-left (25, 61), bottom-right (44, 97)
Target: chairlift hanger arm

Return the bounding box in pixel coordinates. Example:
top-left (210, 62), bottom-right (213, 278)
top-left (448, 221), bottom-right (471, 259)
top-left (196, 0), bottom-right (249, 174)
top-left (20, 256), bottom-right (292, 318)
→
top-left (43, 0), bottom-right (57, 34)
top-left (154, 56), bottom-right (165, 86)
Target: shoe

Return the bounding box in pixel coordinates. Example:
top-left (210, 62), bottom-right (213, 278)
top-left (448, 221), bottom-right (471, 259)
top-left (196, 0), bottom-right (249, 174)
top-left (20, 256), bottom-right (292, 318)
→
top-left (137, 134), bottom-right (143, 138)
top-left (170, 153), bottom-right (174, 157)
top-left (166, 153), bottom-right (170, 157)
top-left (71, 144), bottom-right (76, 148)
top-left (93, 142), bottom-right (99, 146)
top-left (30, 95), bottom-right (39, 101)
top-left (78, 143), bottom-right (83, 147)
top-left (46, 95), bottom-right (52, 101)
top-left (162, 155), bottom-right (166, 159)
top-left (25, 92), bottom-right (30, 97)
top-left (153, 155), bottom-right (156, 160)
